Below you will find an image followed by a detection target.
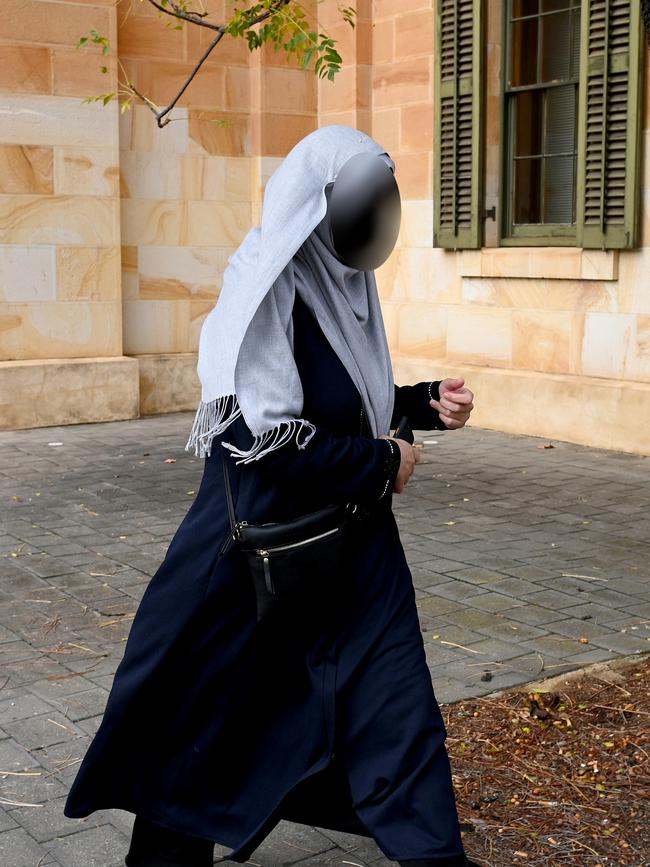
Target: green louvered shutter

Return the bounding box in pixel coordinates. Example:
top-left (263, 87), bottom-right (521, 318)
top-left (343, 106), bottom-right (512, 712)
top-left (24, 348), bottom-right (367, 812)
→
top-left (434, 0), bottom-right (484, 249)
top-left (576, 0), bottom-right (644, 248)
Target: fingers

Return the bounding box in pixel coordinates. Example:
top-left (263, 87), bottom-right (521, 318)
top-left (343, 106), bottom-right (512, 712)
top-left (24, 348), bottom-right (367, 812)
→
top-left (440, 390), bottom-right (474, 412)
top-left (442, 416), bottom-right (465, 430)
top-left (430, 399), bottom-right (471, 429)
top-left (442, 377), bottom-right (465, 390)
top-left (430, 398), bottom-right (473, 420)
top-left (393, 441), bottom-right (419, 494)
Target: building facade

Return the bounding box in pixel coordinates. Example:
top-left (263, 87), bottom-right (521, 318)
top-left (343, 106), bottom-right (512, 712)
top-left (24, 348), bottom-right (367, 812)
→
top-left (1, 0), bottom-right (649, 454)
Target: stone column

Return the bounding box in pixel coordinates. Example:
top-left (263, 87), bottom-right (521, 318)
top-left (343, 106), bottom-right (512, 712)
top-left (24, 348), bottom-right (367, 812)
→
top-left (0, 0), bottom-right (139, 430)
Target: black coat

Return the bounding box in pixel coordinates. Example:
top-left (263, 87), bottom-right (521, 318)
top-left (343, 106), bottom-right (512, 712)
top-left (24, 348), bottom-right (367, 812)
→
top-left (64, 292), bottom-right (465, 863)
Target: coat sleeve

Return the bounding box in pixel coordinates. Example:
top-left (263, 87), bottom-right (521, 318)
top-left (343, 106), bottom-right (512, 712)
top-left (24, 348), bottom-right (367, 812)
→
top-left (224, 419), bottom-right (402, 506)
top-left (391, 381), bottom-right (446, 430)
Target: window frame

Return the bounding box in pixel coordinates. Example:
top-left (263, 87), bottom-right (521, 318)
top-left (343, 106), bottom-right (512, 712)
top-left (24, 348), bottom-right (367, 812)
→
top-left (499, 0), bottom-right (583, 247)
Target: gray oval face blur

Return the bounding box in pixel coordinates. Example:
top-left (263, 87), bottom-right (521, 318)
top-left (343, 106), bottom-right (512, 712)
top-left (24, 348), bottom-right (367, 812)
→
top-left (326, 152), bottom-right (401, 271)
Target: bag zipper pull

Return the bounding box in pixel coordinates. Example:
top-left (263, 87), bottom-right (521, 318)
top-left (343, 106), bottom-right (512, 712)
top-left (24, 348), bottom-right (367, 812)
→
top-left (257, 550), bottom-right (273, 593)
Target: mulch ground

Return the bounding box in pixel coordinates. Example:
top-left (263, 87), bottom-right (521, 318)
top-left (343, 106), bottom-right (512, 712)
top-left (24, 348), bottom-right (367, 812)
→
top-left (448, 655), bottom-right (650, 867)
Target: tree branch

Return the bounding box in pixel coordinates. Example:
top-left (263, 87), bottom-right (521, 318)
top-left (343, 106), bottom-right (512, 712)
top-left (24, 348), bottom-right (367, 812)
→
top-left (158, 29), bottom-right (225, 123)
top-left (146, 0), bottom-right (222, 31)
top-left (126, 0), bottom-right (292, 127)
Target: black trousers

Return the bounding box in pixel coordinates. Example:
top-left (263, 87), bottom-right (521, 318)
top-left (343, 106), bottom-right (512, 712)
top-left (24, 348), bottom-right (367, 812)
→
top-left (124, 815), bottom-right (474, 867)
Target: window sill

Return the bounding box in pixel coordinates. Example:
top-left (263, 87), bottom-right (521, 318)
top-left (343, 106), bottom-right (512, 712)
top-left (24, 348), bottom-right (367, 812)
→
top-left (457, 247), bottom-right (619, 282)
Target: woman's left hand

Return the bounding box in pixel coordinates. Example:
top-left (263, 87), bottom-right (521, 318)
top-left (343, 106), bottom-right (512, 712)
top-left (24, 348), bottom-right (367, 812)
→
top-left (430, 377), bottom-right (474, 430)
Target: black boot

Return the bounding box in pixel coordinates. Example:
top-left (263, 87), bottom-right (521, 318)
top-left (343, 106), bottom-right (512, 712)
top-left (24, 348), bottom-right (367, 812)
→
top-left (124, 815), bottom-right (215, 867)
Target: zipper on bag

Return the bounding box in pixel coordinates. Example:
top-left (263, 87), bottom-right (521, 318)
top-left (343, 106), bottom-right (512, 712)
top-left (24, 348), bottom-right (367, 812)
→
top-left (256, 525), bottom-right (339, 556)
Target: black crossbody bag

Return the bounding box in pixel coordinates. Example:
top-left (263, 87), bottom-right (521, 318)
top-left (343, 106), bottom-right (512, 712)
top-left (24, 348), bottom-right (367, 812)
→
top-left (221, 449), bottom-right (358, 622)
top-left (219, 412), bottom-right (411, 623)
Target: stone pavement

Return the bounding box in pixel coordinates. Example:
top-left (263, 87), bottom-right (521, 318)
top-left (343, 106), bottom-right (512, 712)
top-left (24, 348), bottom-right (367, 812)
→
top-left (0, 413), bottom-right (648, 867)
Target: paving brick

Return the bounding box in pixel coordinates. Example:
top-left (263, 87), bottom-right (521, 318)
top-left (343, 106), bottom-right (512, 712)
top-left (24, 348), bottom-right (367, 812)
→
top-left (0, 807), bottom-right (19, 832)
top-left (3, 711), bottom-right (86, 751)
top-left (487, 576), bottom-right (542, 597)
top-left (414, 596), bottom-right (463, 616)
top-left (439, 566), bottom-right (511, 586)
top-left (541, 618), bottom-right (613, 642)
top-left (465, 591), bottom-right (527, 613)
top-left (2, 656), bottom-right (65, 689)
top-left (454, 637), bottom-right (530, 662)
top-left (45, 688), bottom-right (108, 724)
top-left (0, 826), bottom-right (54, 866)
top-left (506, 604), bottom-right (569, 627)
top-left (563, 647), bottom-right (617, 666)
top-left (443, 608), bottom-right (505, 631)
top-left (0, 692), bottom-right (57, 725)
top-left (588, 587), bottom-right (643, 609)
top-left (562, 601), bottom-right (631, 624)
top-left (587, 632), bottom-right (650, 655)
top-left (46, 822), bottom-right (129, 867)
top-left (425, 625), bottom-right (485, 648)
top-left (524, 589), bottom-right (584, 610)
top-left (474, 619), bottom-right (548, 644)
top-left (0, 737), bottom-right (41, 772)
top-left (518, 635), bottom-right (592, 659)
top-left (425, 581), bottom-right (490, 602)
top-left (17, 555), bottom-right (77, 580)
top-left (245, 819), bottom-right (337, 864)
top-left (0, 639), bottom-right (45, 667)
top-left (279, 846), bottom-right (368, 866)
top-left (502, 564), bottom-right (559, 581)
top-left (28, 738), bottom-right (91, 787)
top-left (8, 798), bottom-right (117, 845)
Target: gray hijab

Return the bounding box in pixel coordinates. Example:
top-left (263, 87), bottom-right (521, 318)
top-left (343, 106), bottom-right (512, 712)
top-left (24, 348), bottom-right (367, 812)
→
top-left (185, 124), bottom-right (396, 463)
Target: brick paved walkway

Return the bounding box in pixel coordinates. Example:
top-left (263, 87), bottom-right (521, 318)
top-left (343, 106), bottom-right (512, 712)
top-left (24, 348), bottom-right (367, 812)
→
top-left (1, 414), bottom-right (648, 866)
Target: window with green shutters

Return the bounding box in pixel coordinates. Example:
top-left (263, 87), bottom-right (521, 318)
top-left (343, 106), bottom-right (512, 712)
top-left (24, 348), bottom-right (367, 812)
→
top-left (432, 0), bottom-right (645, 249)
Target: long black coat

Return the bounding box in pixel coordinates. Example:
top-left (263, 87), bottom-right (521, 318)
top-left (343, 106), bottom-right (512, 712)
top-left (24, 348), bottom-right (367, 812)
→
top-left (64, 292), bottom-right (465, 863)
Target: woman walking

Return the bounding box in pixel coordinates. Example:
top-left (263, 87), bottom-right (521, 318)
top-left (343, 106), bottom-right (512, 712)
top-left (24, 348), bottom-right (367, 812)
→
top-left (64, 124), bottom-right (478, 867)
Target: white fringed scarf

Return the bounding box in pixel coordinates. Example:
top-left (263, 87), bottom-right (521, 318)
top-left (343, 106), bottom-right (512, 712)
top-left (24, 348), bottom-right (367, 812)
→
top-left (184, 124), bottom-right (396, 464)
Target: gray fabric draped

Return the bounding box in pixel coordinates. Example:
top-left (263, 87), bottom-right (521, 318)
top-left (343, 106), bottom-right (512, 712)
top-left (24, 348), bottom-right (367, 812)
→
top-left (185, 124), bottom-right (396, 464)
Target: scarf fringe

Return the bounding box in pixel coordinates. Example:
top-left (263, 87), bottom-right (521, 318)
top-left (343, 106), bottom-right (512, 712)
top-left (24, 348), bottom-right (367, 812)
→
top-left (222, 418), bottom-right (317, 465)
top-left (184, 395), bottom-right (242, 458)
top-left (184, 395), bottom-right (317, 464)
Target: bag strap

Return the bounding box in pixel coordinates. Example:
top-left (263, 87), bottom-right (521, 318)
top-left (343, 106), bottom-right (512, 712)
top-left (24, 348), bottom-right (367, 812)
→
top-left (220, 448), bottom-right (238, 533)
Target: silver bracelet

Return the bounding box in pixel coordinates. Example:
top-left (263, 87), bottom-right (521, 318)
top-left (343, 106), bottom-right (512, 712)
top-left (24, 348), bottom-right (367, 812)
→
top-left (428, 381), bottom-right (437, 402)
top-left (379, 438), bottom-right (399, 500)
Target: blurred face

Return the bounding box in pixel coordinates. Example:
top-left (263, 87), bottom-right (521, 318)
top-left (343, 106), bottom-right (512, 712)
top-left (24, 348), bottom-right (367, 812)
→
top-left (324, 152), bottom-right (401, 271)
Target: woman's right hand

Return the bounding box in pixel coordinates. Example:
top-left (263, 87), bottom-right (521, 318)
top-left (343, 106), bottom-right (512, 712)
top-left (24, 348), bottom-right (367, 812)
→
top-left (379, 435), bottom-right (420, 494)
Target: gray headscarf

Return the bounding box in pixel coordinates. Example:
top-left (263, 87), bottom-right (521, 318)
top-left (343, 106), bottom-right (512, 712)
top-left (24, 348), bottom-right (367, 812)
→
top-left (184, 124), bottom-right (396, 464)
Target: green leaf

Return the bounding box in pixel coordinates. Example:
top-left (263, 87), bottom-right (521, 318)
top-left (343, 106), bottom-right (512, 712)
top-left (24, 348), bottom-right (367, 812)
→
top-left (301, 47), bottom-right (315, 69)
